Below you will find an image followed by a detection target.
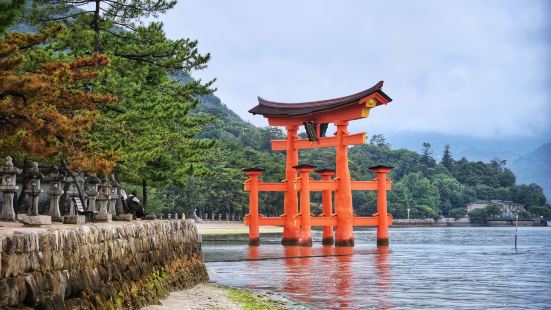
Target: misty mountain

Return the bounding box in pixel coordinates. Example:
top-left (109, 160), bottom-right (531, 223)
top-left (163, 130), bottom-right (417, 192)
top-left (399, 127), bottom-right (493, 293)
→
top-left (512, 143), bottom-right (551, 200)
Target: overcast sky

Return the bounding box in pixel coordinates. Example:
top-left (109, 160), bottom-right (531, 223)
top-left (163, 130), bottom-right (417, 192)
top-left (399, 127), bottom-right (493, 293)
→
top-left (161, 0), bottom-right (550, 139)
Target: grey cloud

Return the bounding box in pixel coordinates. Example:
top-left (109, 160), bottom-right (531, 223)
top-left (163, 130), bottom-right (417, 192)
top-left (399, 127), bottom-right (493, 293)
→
top-left (163, 0), bottom-right (550, 138)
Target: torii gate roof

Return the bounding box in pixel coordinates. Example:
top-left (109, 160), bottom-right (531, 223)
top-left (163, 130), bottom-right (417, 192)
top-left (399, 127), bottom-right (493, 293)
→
top-left (249, 81), bottom-right (392, 117)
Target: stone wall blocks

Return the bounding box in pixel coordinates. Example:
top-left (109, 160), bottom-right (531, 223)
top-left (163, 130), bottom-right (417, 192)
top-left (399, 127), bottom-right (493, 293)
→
top-left (52, 251), bottom-right (64, 270)
top-left (57, 270), bottom-right (69, 302)
top-left (0, 220), bottom-right (206, 308)
top-left (40, 249), bottom-right (52, 273)
top-left (67, 269), bottom-right (83, 298)
top-left (29, 251), bottom-right (40, 272)
top-left (41, 233), bottom-right (53, 252)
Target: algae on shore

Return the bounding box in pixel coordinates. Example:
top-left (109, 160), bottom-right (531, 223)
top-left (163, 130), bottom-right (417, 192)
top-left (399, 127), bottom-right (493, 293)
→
top-left (223, 286), bottom-right (287, 310)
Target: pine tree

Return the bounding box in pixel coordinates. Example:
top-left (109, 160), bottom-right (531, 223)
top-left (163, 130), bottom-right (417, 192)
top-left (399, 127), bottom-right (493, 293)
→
top-left (441, 144), bottom-right (454, 171)
top-left (0, 27), bottom-right (116, 173)
top-left (420, 142), bottom-right (435, 167)
top-left (25, 0), bottom-right (216, 207)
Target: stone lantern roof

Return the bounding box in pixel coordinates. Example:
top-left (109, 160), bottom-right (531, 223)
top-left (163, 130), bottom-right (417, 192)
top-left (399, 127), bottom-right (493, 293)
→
top-left (0, 156), bottom-right (22, 175)
top-left (27, 162), bottom-right (44, 180)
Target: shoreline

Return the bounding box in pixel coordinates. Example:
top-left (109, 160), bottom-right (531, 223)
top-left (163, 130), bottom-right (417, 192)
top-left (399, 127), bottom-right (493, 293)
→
top-left (196, 221), bottom-right (548, 237)
top-left (143, 283), bottom-right (294, 310)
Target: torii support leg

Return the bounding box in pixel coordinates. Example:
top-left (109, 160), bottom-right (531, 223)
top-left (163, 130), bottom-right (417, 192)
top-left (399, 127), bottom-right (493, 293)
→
top-left (244, 169), bottom-right (264, 246)
top-left (334, 121), bottom-right (354, 247)
top-left (295, 165), bottom-right (315, 247)
top-left (282, 125), bottom-right (300, 245)
top-left (318, 170), bottom-right (335, 245)
top-left (370, 165), bottom-right (393, 246)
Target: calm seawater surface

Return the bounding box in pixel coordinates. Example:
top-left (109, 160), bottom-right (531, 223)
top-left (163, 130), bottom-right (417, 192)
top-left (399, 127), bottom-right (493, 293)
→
top-left (203, 227), bottom-right (551, 309)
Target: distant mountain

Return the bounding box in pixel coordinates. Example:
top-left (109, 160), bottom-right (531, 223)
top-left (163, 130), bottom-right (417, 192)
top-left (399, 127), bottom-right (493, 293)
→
top-left (384, 131), bottom-right (548, 163)
top-left (512, 143), bottom-right (551, 200)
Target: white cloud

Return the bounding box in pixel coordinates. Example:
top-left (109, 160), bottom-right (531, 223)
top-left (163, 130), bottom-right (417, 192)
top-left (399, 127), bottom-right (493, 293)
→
top-left (162, 0), bottom-right (550, 138)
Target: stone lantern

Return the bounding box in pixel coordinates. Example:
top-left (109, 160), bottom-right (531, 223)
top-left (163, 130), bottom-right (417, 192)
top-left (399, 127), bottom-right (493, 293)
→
top-left (107, 177), bottom-right (118, 216)
top-left (63, 174), bottom-right (85, 224)
top-left (95, 177), bottom-right (112, 222)
top-left (0, 156), bottom-right (22, 221)
top-left (23, 162), bottom-right (51, 226)
top-left (85, 173), bottom-right (100, 222)
top-left (25, 162), bottom-right (44, 216)
top-left (109, 175), bottom-right (133, 221)
top-left (46, 166), bottom-right (65, 222)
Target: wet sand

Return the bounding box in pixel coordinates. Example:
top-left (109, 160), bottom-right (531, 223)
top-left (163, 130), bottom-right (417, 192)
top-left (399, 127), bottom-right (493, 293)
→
top-left (143, 284), bottom-right (241, 310)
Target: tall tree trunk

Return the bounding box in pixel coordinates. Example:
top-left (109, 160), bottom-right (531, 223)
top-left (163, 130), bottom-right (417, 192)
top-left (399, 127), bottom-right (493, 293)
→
top-left (93, 0), bottom-right (101, 53)
top-left (142, 179), bottom-right (147, 210)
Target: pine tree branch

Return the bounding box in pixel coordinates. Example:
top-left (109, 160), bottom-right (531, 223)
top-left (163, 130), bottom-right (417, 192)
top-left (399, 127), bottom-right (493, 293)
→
top-left (38, 10), bottom-right (94, 22)
top-left (101, 0), bottom-right (167, 13)
top-left (112, 52), bottom-right (183, 69)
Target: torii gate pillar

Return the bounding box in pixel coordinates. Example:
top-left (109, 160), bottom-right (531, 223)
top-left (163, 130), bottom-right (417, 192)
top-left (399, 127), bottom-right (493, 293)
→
top-left (334, 120), bottom-right (354, 246)
top-left (317, 169), bottom-right (336, 245)
top-left (281, 125), bottom-right (300, 245)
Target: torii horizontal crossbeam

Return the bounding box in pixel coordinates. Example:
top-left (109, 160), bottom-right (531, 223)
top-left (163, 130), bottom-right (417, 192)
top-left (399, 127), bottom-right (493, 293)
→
top-left (271, 132), bottom-right (366, 151)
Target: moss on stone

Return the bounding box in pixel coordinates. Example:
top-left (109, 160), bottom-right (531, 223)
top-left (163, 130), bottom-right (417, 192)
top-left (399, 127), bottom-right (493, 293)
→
top-left (224, 286), bottom-right (286, 310)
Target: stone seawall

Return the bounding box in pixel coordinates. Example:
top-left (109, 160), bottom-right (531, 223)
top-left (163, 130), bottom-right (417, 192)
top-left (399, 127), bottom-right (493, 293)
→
top-left (0, 220), bottom-right (208, 309)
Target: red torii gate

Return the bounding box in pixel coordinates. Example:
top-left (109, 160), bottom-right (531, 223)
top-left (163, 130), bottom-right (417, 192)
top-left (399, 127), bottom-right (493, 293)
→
top-left (244, 81), bottom-right (393, 247)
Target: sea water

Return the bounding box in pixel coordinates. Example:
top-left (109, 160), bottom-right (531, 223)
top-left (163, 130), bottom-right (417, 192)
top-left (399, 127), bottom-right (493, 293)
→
top-left (204, 227), bottom-right (551, 309)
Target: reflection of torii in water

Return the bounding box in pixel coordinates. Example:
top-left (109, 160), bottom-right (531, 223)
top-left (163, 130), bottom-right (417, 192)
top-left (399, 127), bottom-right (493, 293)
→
top-left (193, 208), bottom-right (203, 223)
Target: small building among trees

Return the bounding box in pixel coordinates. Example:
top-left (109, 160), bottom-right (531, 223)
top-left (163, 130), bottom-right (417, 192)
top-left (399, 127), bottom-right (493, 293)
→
top-left (464, 200), bottom-right (524, 216)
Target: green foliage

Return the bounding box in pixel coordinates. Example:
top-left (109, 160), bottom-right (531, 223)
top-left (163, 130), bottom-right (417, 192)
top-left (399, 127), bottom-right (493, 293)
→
top-left (0, 0), bottom-right (24, 35)
top-left (22, 0), bottom-right (216, 206)
top-left (469, 208), bottom-right (487, 224)
top-left (449, 208), bottom-right (467, 220)
top-left (485, 203), bottom-right (502, 219)
top-left (441, 144), bottom-right (453, 171)
top-left (511, 184), bottom-right (547, 208)
top-left (526, 205), bottom-right (551, 219)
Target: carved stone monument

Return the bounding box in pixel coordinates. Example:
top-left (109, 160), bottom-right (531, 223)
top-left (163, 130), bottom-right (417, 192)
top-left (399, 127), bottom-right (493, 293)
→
top-left (0, 156), bottom-right (22, 221)
top-left (46, 166), bottom-right (65, 222)
top-left (23, 162), bottom-right (51, 226)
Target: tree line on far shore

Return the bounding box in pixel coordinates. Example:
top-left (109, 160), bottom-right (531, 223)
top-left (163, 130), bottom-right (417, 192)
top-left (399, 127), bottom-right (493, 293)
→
top-left (171, 124), bottom-right (550, 221)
